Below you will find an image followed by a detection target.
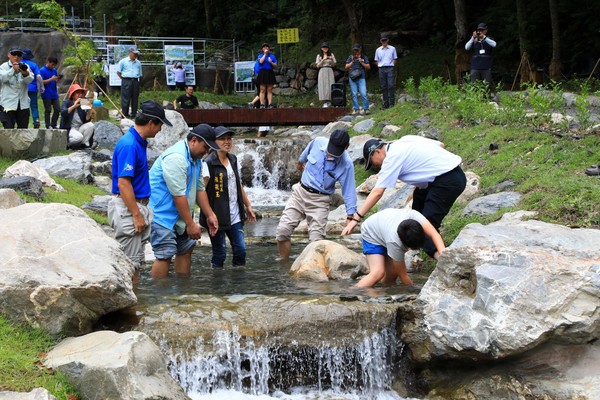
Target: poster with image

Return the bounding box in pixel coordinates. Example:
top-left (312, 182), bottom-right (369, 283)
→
top-left (107, 44), bottom-right (137, 86)
top-left (164, 45), bottom-right (195, 86)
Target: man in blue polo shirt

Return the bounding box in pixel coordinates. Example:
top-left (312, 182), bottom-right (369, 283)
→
top-left (117, 47), bottom-right (142, 118)
top-left (108, 100), bottom-right (172, 272)
top-left (276, 129), bottom-right (357, 259)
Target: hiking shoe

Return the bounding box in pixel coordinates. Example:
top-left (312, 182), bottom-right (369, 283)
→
top-left (585, 165), bottom-right (600, 176)
top-left (364, 109), bottom-right (371, 115)
top-left (359, 109), bottom-right (365, 115)
top-left (352, 109), bottom-right (359, 115)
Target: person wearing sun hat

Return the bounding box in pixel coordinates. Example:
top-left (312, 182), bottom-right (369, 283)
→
top-left (59, 84), bottom-right (96, 149)
top-left (108, 100), bottom-right (171, 276)
top-left (201, 126), bottom-right (257, 268)
top-left (276, 129), bottom-right (357, 259)
top-left (0, 46), bottom-right (34, 128)
top-left (148, 123), bottom-right (221, 278)
top-left (316, 41), bottom-right (337, 107)
top-left (21, 48), bottom-right (44, 128)
top-left (341, 135), bottom-right (466, 260)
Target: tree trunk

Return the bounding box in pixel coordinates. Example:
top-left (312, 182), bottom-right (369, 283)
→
top-left (548, 0), bottom-right (562, 81)
top-left (516, 0), bottom-right (532, 85)
top-left (204, 0), bottom-right (212, 37)
top-left (341, 0), bottom-right (362, 47)
top-left (453, 0), bottom-right (469, 84)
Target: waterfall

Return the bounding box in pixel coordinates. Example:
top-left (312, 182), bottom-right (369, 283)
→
top-left (161, 326), bottom-right (408, 399)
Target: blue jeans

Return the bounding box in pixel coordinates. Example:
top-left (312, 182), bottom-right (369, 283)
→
top-left (28, 92), bottom-right (39, 122)
top-left (209, 221), bottom-right (246, 267)
top-left (349, 78), bottom-right (369, 111)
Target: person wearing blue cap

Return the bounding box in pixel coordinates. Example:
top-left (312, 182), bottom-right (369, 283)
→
top-left (465, 22), bottom-right (497, 87)
top-left (276, 129), bottom-right (357, 259)
top-left (108, 100), bottom-right (172, 275)
top-left (21, 48), bottom-right (44, 128)
top-left (148, 123), bottom-right (220, 278)
top-left (0, 47), bottom-right (34, 128)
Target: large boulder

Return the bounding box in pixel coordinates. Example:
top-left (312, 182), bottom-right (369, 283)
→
top-left (401, 219), bottom-right (600, 364)
top-left (0, 388), bottom-right (56, 400)
top-left (33, 152), bottom-right (94, 183)
top-left (0, 188), bottom-right (24, 209)
top-left (93, 120), bottom-right (123, 150)
top-left (290, 240), bottom-right (368, 281)
top-left (0, 175), bottom-right (45, 200)
top-left (3, 160), bottom-right (65, 191)
top-left (0, 129), bottom-right (67, 158)
top-left (46, 331), bottom-right (188, 400)
top-left (0, 203), bottom-right (137, 335)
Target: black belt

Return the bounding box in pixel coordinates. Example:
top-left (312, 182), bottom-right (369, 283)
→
top-left (300, 182), bottom-right (328, 196)
top-left (116, 195), bottom-right (149, 205)
top-left (379, 66), bottom-right (394, 68)
top-left (121, 77), bottom-right (139, 80)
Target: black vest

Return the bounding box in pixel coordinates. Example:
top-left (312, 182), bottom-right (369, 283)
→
top-left (200, 152), bottom-right (246, 230)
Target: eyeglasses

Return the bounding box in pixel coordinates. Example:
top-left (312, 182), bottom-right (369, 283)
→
top-left (10, 51), bottom-right (23, 57)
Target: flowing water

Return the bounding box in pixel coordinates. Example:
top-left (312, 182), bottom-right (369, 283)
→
top-left (131, 144), bottom-right (424, 400)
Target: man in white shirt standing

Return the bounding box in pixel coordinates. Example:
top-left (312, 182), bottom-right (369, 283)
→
top-left (0, 47), bottom-right (33, 128)
top-left (374, 34), bottom-right (398, 110)
top-left (342, 135), bottom-right (466, 258)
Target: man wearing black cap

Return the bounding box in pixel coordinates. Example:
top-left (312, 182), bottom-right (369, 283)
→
top-left (0, 47), bottom-right (34, 128)
top-left (276, 129), bottom-right (357, 259)
top-left (117, 47), bottom-right (142, 118)
top-left (108, 100), bottom-right (172, 274)
top-left (148, 123), bottom-right (220, 278)
top-left (465, 22), bottom-right (497, 87)
top-left (341, 135), bottom-right (466, 260)
top-left (374, 34), bottom-right (398, 109)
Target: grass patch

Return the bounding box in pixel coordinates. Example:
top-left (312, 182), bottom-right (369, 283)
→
top-left (0, 316), bottom-right (78, 398)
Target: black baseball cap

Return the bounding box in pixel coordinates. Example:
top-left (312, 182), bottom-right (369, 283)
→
top-left (215, 126), bottom-right (235, 138)
top-left (380, 34), bottom-right (389, 41)
top-left (139, 100), bottom-right (172, 126)
top-left (477, 23), bottom-right (488, 30)
top-left (363, 139), bottom-right (384, 170)
top-left (327, 129), bottom-right (350, 157)
top-left (190, 124), bottom-right (219, 150)
top-left (352, 43), bottom-right (362, 50)
top-left (8, 47), bottom-right (23, 56)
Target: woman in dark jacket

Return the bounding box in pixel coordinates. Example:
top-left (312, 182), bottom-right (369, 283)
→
top-left (60, 84), bottom-right (95, 149)
top-left (201, 126), bottom-right (256, 268)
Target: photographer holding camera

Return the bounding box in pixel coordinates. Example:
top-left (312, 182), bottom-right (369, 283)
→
top-left (465, 22), bottom-right (497, 87)
top-left (0, 47), bottom-right (34, 128)
top-left (40, 56), bottom-right (62, 129)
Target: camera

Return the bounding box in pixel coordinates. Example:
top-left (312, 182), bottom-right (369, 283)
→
top-left (58, 74), bottom-right (64, 79)
top-left (18, 62), bottom-right (27, 71)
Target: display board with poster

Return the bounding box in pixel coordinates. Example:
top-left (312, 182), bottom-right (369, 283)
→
top-left (234, 61), bottom-right (255, 93)
top-left (107, 44), bottom-right (137, 86)
top-left (164, 45), bottom-right (195, 86)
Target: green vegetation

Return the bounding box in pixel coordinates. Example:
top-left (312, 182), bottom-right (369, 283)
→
top-left (0, 316), bottom-right (77, 398)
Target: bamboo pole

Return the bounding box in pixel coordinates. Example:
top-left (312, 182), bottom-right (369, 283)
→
top-left (587, 57), bottom-right (600, 83)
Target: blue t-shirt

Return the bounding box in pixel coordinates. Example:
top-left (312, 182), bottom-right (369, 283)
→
top-left (111, 127), bottom-right (151, 198)
top-left (256, 53), bottom-right (277, 71)
top-left (24, 60), bottom-right (40, 93)
top-left (39, 66), bottom-right (58, 100)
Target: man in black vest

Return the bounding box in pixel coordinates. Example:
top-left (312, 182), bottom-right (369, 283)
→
top-left (465, 22), bottom-right (497, 87)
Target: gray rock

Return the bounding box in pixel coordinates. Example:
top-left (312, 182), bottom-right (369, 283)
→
top-left (33, 152), bottom-right (94, 183)
top-left (304, 79), bottom-right (317, 90)
top-left (93, 120), bottom-right (123, 149)
top-left (290, 240), bottom-right (368, 281)
top-left (411, 116), bottom-right (430, 129)
top-left (353, 118), bottom-right (375, 133)
top-left (0, 203), bottom-right (137, 335)
top-left (0, 188), bottom-right (24, 209)
top-left (378, 182), bottom-right (414, 210)
top-left (462, 191), bottom-right (522, 216)
top-left (0, 388), bottom-right (56, 400)
top-left (401, 219), bottom-right (600, 364)
top-left (0, 128), bottom-right (67, 158)
top-left (485, 180), bottom-right (517, 194)
top-left (46, 331), bottom-right (188, 400)
top-left (0, 176), bottom-right (45, 199)
top-left (82, 194), bottom-right (114, 214)
top-left (417, 128), bottom-right (441, 141)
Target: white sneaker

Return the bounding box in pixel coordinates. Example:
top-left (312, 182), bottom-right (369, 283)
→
top-left (323, 102), bottom-right (329, 108)
top-left (352, 109), bottom-right (359, 115)
top-left (359, 109), bottom-right (365, 115)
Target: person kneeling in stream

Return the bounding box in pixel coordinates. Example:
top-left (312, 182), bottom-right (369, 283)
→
top-left (356, 208), bottom-right (445, 287)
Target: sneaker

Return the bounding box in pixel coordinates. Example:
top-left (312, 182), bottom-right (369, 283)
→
top-left (267, 105), bottom-right (274, 109)
top-left (260, 105), bottom-right (265, 109)
top-left (323, 102), bottom-right (329, 108)
top-left (352, 109), bottom-right (359, 115)
top-left (359, 109), bottom-right (365, 115)
top-left (33, 120), bottom-right (40, 129)
top-left (365, 109), bottom-right (371, 115)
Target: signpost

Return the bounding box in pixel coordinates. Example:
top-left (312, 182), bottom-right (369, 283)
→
top-left (277, 28), bottom-right (299, 63)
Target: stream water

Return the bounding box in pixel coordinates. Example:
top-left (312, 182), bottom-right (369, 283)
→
top-left (131, 162), bottom-right (424, 399)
